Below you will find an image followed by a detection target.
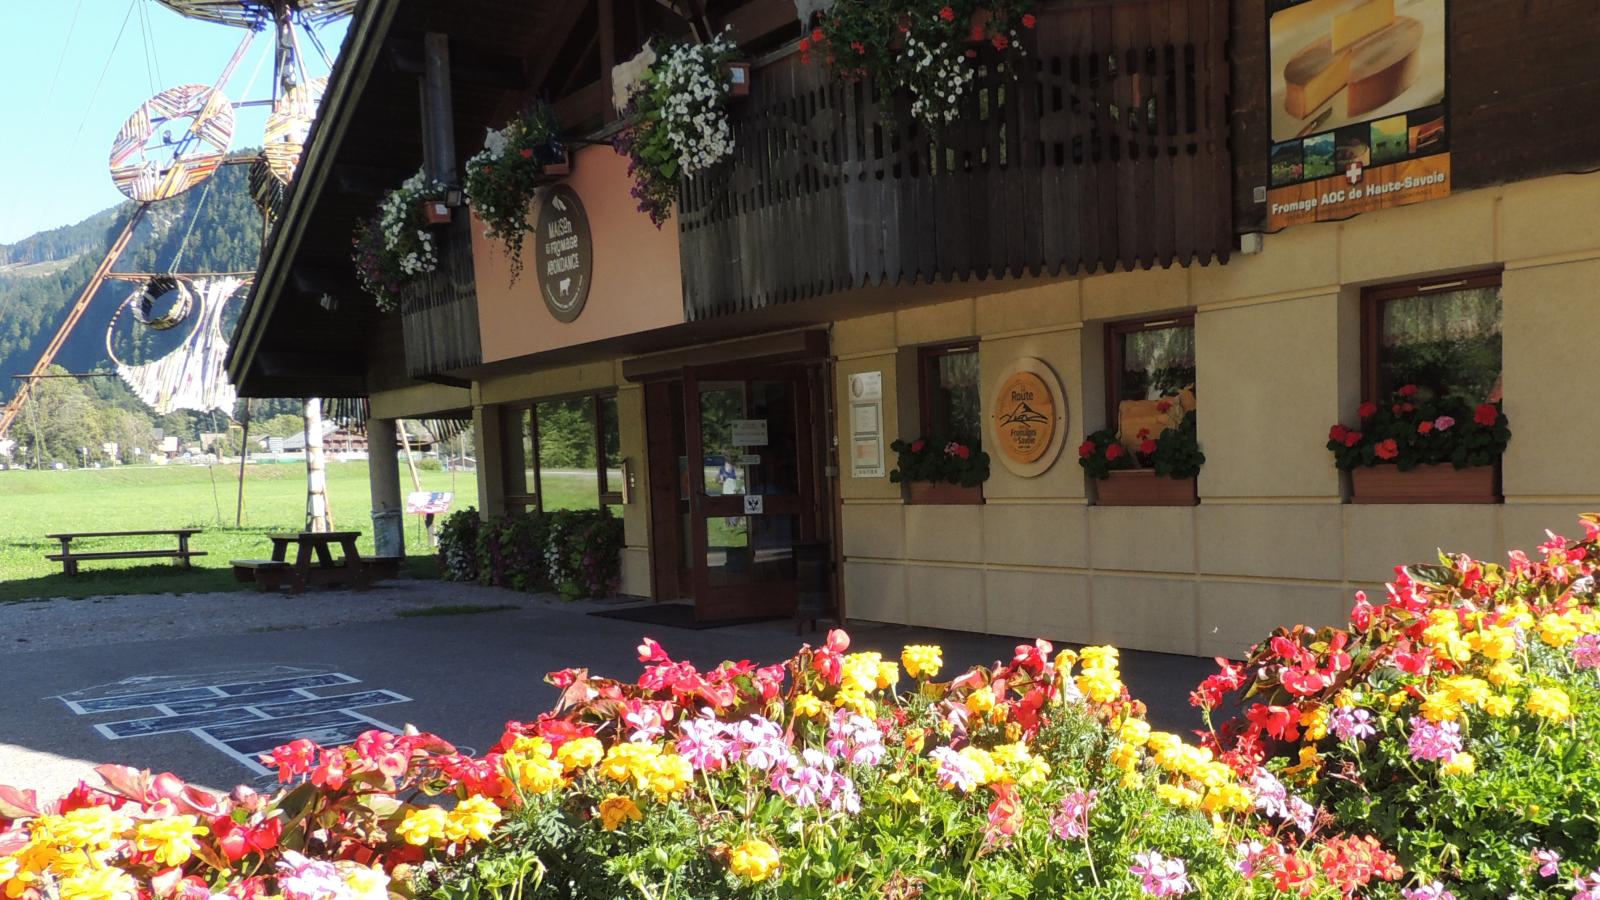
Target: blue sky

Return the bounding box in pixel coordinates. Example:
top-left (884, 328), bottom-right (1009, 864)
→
top-left (0, 1), bottom-right (347, 245)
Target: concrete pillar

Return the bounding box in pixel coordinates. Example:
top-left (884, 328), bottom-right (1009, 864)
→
top-left (368, 417), bottom-right (404, 557)
top-left (473, 404), bottom-right (506, 519)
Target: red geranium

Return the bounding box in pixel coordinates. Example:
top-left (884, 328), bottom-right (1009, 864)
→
top-left (1397, 384), bottom-right (1418, 397)
top-left (971, 25), bottom-right (986, 40)
top-left (1105, 443), bottom-right (1125, 460)
top-left (1078, 440), bottom-right (1095, 458)
top-left (1328, 424), bottom-right (1349, 442)
top-left (939, 5), bottom-right (955, 20)
top-left (1342, 430), bottom-right (1362, 447)
top-left (1318, 835), bottom-right (1401, 897)
top-left (1417, 420), bottom-right (1434, 434)
top-left (1275, 856), bottom-right (1318, 897)
top-left (1357, 402), bottom-right (1378, 418)
top-left (1374, 439), bottom-right (1399, 460)
top-left (992, 33), bottom-right (1009, 49)
top-left (812, 28), bottom-right (824, 42)
top-left (1140, 439), bottom-right (1157, 454)
top-left (911, 439), bottom-right (926, 453)
top-left (1245, 703), bottom-right (1301, 741)
top-left (1156, 399), bottom-right (1172, 413)
top-left (1021, 13), bottom-right (1036, 27)
top-left (1474, 403), bottom-right (1498, 426)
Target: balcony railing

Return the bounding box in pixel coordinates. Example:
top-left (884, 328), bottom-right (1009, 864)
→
top-left (399, 210), bottom-right (482, 379)
top-left (678, 0), bottom-right (1232, 320)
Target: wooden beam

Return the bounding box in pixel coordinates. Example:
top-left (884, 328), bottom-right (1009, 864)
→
top-left (719, 0), bottom-right (799, 42)
top-left (422, 33), bottom-right (458, 184)
top-left (385, 36), bottom-right (527, 89)
top-left (553, 80), bottom-right (606, 126)
top-left (599, 0), bottom-right (617, 123)
top-left (526, 0), bottom-right (598, 98)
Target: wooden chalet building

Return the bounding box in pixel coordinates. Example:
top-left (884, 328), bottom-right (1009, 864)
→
top-left (228, 0), bottom-right (1600, 657)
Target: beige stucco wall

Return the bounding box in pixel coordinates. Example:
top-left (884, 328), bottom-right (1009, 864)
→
top-left (835, 170), bottom-right (1600, 659)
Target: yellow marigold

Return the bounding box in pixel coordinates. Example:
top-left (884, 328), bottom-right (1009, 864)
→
top-left (1053, 649), bottom-right (1078, 677)
top-left (1110, 743), bottom-right (1141, 773)
top-left (1300, 705), bottom-right (1329, 742)
top-left (1527, 687), bottom-right (1572, 721)
top-left (395, 806), bottom-right (448, 846)
top-left (1156, 784), bottom-right (1202, 808)
top-left (1174, 745), bottom-right (1213, 779)
top-left (1195, 761), bottom-right (1234, 790)
top-left (1467, 627), bottom-right (1518, 661)
top-left (1146, 732), bottom-right (1183, 769)
top-left (990, 743), bottom-right (1031, 767)
top-left (1118, 718), bottom-right (1152, 745)
top-left (511, 735), bottom-right (555, 758)
top-left (1079, 646), bottom-right (1119, 671)
top-left (511, 750), bottom-right (566, 794)
top-left (728, 839), bottom-right (781, 882)
top-left (56, 866), bottom-right (136, 900)
top-left (599, 742), bottom-right (661, 786)
top-left (1484, 694), bottom-right (1515, 717)
top-left (343, 864), bottom-right (390, 900)
top-left (444, 795), bottom-right (502, 844)
top-left (878, 661), bottom-right (901, 689)
top-left (1077, 669), bottom-right (1123, 704)
top-left (52, 808), bottom-right (132, 851)
top-left (792, 692), bottom-right (823, 718)
top-left (1120, 771), bottom-right (1143, 789)
top-left (1440, 752), bottom-right (1476, 776)
top-left (904, 727), bottom-right (926, 754)
top-left (1419, 693), bottom-right (1462, 723)
top-left (1540, 615), bottom-right (1581, 648)
top-left (1388, 691), bottom-right (1409, 712)
top-left (598, 794), bottom-right (642, 831)
top-left (902, 645), bottom-right (944, 680)
top-left (1202, 783), bottom-right (1253, 814)
top-left (1441, 676), bottom-right (1492, 708)
top-left (1283, 746), bottom-right (1321, 781)
top-left (1421, 610), bottom-right (1459, 646)
top-left (957, 746), bottom-right (1003, 786)
top-left (1016, 758), bottom-right (1051, 787)
top-left (841, 652), bottom-right (888, 693)
top-left (1488, 661), bottom-right (1524, 688)
top-left (1333, 689), bottom-right (1356, 709)
top-left (643, 752), bottom-right (695, 800)
top-left (835, 688), bottom-right (876, 718)
top-left (556, 737), bottom-right (605, 773)
top-left (131, 816), bottom-right (207, 867)
top-left (966, 686), bottom-right (997, 714)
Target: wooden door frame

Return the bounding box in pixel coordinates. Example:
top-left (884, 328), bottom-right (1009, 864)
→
top-left (684, 364), bottom-right (817, 620)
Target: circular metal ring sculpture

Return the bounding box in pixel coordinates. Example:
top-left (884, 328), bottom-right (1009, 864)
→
top-left (128, 275), bottom-right (195, 331)
top-left (263, 77), bottom-right (327, 184)
top-left (153, 0), bottom-right (357, 27)
top-left (109, 84), bottom-right (235, 202)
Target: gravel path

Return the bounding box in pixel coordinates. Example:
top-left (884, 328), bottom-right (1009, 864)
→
top-left (0, 580), bottom-right (523, 654)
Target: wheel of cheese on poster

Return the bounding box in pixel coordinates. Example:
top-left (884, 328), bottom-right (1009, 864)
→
top-left (109, 85), bottom-right (236, 202)
top-left (263, 77), bottom-right (327, 184)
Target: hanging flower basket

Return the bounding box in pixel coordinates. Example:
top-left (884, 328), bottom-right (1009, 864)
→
top-left (352, 169), bottom-right (448, 313)
top-left (463, 101), bottom-right (566, 282)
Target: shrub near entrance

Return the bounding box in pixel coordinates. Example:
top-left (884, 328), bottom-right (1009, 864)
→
top-left (1197, 515), bottom-right (1600, 900)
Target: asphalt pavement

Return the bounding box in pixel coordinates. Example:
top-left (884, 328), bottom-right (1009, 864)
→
top-left (0, 589), bottom-right (1218, 795)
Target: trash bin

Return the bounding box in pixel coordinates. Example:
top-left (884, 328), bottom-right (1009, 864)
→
top-left (371, 508), bottom-right (403, 559)
top-left (792, 539), bottom-right (833, 635)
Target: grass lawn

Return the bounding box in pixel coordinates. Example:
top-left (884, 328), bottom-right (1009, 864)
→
top-left (0, 462), bottom-right (488, 602)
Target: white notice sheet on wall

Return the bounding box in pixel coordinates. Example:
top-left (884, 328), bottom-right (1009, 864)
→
top-left (850, 400), bottom-right (884, 478)
top-left (730, 419), bottom-right (768, 446)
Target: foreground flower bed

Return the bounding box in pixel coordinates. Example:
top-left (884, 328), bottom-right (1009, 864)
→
top-left (5, 515), bottom-right (1599, 899)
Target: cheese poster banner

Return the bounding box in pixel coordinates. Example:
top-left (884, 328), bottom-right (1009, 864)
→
top-left (1266, 0), bottom-right (1448, 229)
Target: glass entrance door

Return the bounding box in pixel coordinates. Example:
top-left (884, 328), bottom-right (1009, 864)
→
top-left (684, 365), bottom-right (816, 621)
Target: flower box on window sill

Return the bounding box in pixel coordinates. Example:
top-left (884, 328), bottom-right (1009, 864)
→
top-left (1350, 462), bottom-right (1502, 504)
top-left (906, 480), bottom-right (984, 505)
top-left (1094, 469), bottom-right (1198, 507)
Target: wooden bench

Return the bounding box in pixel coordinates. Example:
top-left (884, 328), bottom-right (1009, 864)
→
top-left (45, 529), bottom-right (206, 576)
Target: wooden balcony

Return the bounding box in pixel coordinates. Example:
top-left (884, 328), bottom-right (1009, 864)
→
top-left (678, 0), bottom-right (1232, 320)
top-left (399, 210), bottom-right (482, 380)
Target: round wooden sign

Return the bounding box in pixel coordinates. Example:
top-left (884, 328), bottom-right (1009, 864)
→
top-left (991, 358), bottom-right (1069, 477)
top-left (995, 372), bottom-right (1055, 463)
top-left (534, 184), bottom-right (593, 322)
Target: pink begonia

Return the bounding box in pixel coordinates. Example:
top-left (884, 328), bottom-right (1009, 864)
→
top-left (929, 746), bottom-right (981, 792)
top-left (1433, 415), bottom-right (1456, 431)
top-left (1407, 717), bottom-right (1463, 762)
top-left (1049, 789), bottom-right (1097, 841)
top-left (1572, 635), bottom-right (1600, 671)
top-left (1130, 850), bottom-right (1192, 898)
top-left (1330, 706), bottom-right (1376, 741)
top-left (277, 852), bottom-right (348, 900)
top-left (1235, 841), bottom-right (1274, 878)
top-left (1401, 882), bottom-right (1457, 900)
top-left (1533, 848), bottom-right (1562, 878)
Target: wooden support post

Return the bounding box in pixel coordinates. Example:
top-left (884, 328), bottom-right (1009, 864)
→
top-left (369, 417), bottom-right (404, 557)
top-left (304, 398), bottom-right (333, 532)
top-left (599, 0), bottom-right (617, 123)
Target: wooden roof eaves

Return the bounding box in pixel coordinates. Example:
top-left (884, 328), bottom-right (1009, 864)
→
top-left (226, 0), bottom-right (405, 390)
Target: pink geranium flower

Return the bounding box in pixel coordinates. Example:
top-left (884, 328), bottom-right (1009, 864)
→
top-left (1130, 850), bottom-right (1192, 898)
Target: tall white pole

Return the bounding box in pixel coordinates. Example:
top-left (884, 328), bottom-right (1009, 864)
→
top-left (304, 397), bottom-right (332, 532)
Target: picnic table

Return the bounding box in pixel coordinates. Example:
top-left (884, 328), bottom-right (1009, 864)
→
top-left (231, 531), bottom-right (398, 594)
top-left (45, 529), bottom-right (207, 575)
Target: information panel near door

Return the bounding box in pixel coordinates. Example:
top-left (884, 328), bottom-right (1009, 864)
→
top-left (684, 366), bottom-right (816, 621)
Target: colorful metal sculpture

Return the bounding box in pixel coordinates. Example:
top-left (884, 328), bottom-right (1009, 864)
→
top-left (109, 85), bottom-right (235, 202)
top-left (152, 1), bottom-right (358, 28)
top-left (263, 77), bottom-right (327, 184)
top-left (106, 277), bottom-right (248, 416)
top-left (129, 275), bottom-right (196, 331)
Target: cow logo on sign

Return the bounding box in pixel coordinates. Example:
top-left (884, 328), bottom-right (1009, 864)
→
top-left (991, 359), bottom-right (1069, 477)
top-left (535, 184), bottom-right (593, 323)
